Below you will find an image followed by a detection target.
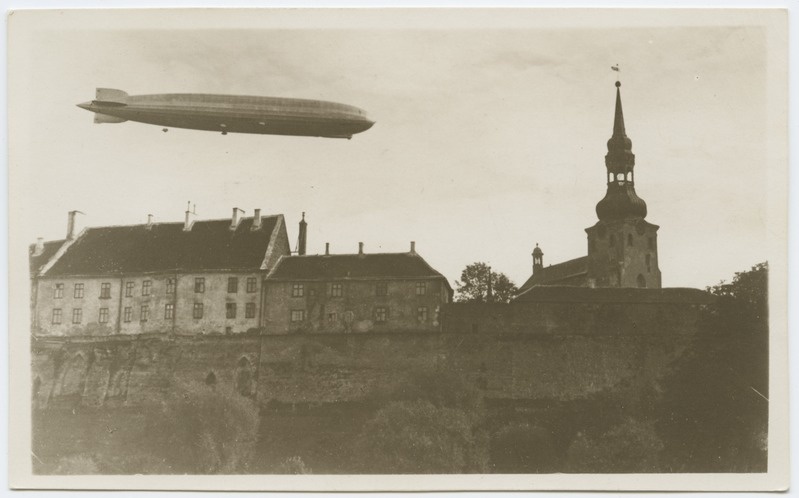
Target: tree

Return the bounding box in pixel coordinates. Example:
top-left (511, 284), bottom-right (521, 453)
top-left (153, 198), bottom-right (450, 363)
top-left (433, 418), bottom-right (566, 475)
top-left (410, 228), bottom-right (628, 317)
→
top-left (455, 262), bottom-right (518, 304)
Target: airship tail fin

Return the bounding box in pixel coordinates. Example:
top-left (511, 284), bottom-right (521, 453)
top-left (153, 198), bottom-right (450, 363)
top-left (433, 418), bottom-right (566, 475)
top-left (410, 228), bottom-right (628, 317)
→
top-left (95, 88), bottom-right (128, 104)
top-left (94, 113), bottom-right (127, 124)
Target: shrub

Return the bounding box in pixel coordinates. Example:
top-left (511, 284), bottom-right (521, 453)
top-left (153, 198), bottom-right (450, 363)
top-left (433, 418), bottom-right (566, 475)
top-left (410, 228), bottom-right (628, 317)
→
top-left (351, 399), bottom-right (480, 473)
top-left (566, 418), bottom-right (664, 473)
top-left (276, 456), bottom-right (311, 474)
top-left (54, 454), bottom-right (99, 475)
top-left (143, 382), bottom-right (260, 474)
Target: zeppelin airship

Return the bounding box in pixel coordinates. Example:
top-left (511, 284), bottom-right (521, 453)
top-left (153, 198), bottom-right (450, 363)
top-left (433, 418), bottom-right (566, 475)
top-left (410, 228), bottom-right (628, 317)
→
top-left (77, 88), bottom-right (375, 139)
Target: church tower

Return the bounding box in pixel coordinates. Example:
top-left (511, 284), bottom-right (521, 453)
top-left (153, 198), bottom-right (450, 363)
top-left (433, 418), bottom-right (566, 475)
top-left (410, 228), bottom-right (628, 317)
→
top-left (585, 81), bottom-right (661, 288)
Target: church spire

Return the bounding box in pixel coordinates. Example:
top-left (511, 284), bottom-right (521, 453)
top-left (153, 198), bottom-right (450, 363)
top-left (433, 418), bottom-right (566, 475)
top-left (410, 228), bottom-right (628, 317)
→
top-left (595, 80), bottom-right (647, 221)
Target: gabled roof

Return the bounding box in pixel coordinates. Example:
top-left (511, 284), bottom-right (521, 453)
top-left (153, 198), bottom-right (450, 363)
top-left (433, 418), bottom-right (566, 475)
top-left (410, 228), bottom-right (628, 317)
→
top-left (29, 239), bottom-right (67, 275)
top-left (41, 216), bottom-right (283, 277)
top-left (517, 256), bottom-right (588, 295)
top-left (267, 252), bottom-right (449, 284)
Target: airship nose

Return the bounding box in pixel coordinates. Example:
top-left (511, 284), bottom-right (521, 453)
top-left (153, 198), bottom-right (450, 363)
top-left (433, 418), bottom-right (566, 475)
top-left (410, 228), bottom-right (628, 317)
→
top-left (76, 101), bottom-right (94, 111)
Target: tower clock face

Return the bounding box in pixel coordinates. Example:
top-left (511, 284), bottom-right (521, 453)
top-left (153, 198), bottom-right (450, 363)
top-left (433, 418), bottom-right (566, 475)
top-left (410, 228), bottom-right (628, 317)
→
top-left (636, 220), bottom-right (646, 235)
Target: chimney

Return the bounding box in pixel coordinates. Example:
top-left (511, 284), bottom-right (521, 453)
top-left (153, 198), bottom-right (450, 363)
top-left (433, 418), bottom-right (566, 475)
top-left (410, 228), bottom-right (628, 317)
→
top-left (251, 208), bottom-right (262, 230)
top-left (297, 212), bottom-right (307, 256)
top-left (183, 202), bottom-right (196, 231)
top-left (33, 237), bottom-right (44, 257)
top-left (410, 241), bottom-right (416, 254)
top-left (66, 210), bottom-right (82, 240)
top-left (358, 242), bottom-right (364, 256)
top-left (230, 207), bottom-right (244, 230)
top-left (325, 242), bottom-right (330, 256)
top-left (146, 214), bottom-right (154, 230)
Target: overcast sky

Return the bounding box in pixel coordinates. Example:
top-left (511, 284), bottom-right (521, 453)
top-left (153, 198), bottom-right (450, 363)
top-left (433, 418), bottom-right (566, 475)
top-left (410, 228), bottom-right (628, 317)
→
top-left (9, 9), bottom-right (787, 289)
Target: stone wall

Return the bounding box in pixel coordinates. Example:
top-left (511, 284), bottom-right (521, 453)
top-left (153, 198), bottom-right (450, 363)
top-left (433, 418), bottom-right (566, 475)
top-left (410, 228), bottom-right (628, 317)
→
top-left (31, 290), bottom-right (714, 409)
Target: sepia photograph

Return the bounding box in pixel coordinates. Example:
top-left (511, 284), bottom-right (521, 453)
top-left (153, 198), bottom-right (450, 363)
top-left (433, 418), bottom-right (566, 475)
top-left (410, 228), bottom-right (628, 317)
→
top-left (7, 7), bottom-right (790, 492)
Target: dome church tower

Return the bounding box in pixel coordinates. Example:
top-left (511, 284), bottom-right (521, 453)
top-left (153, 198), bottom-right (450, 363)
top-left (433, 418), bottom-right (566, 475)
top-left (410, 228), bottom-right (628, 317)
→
top-left (585, 81), bottom-right (661, 288)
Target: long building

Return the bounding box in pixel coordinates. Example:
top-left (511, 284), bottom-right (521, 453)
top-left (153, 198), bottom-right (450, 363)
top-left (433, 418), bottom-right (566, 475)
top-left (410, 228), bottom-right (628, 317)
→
top-left (30, 208), bottom-right (291, 336)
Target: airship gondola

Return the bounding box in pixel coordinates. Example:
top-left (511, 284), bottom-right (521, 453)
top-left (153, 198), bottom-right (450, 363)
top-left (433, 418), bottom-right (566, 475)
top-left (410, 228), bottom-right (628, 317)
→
top-left (77, 88), bottom-right (375, 139)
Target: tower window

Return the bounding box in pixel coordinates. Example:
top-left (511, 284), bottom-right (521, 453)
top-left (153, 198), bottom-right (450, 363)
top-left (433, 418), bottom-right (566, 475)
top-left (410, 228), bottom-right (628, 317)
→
top-left (648, 237), bottom-right (655, 250)
top-left (637, 274), bottom-right (647, 288)
top-left (609, 234), bottom-right (615, 247)
top-left (616, 173), bottom-right (624, 181)
top-left (627, 234), bottom-right (633, 247)
top-left (608, 172), bottom-right (613, 183)
top-left (646, 254), bottom-right (651, 272)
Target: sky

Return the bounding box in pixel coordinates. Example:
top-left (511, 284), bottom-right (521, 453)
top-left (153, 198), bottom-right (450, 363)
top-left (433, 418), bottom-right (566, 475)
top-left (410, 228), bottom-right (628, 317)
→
top-left (8, 9), bottom-right (787, 290)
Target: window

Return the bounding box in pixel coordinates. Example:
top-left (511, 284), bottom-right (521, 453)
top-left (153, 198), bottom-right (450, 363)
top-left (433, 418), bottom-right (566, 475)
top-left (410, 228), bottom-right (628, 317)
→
top-left (637, 274), bottom-right (647, 288)
top-left (245, 303), bottom-right (256, 319)
top-left (415, 282), bottom-right (427, 296)
top-left (291, 283), bottom-right (304, 297)
top-left (609, 234), bottom-right (615, 247)
top-left (246, 277), bottom-right (257, 293)
top-left (165, 303), bottom-right (174, 320)
top-left (140, 305), bottom-right (150, 322)
top-left (54, 283), bottom-right (64, 299)
top-left (627, 234), bottom-right (633, 247)
top-left (166, 278), bottom-right (176, 294)
top-left (375, 282), bottom-right (387, 297)
top-left (99, 308), bottom-right (109, 323)
top-left (648, 237), bottom-right (655, 250)
top-left (51, 309), bottom-right (62, 324)
top-left (193, 303), bottom-right (204, 319)
top-left (142, 280), bottom-right (152, 296)
top-left (226, 302), bottom-right (237, 319)
top-left (331, 283), bottom-right (343, 297)
top-left (646, 254), bottom-right (651, 273)
top-left (228, 277), bottom-right (239, 293)
top-left (195, 278), bottom-right (205, 293)
top-left (375, 307), bottom-right (388, 322)
top-left (125, 281), bottom-right (135, 297)
top-left (100, 282), bottom-right (111, 299)
top-left (291, 310), bottom-right (306, 322)
top-left (327, 312), bottom-right (337, 323)
top-left (74, 283), bottom-right (84, 299)
top-left (123, 307), bottom-right (132, 323)
top-left (72, 308), bottom-right (82, 324)
top-left (417, 306), bottom-right (428, 323)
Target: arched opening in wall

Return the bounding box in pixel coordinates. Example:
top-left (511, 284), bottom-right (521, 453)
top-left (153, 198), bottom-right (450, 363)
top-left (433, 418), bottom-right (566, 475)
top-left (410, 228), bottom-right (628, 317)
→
top-left (646, 254), bottom-right (651, 273)
top-left (59, 353), bottom-right (87, 398)
top-left (236, 357), bottom-right (254, 397)
top-left (205, 371), bottom-right (217, 387)
top-left (637, 274), bottom-right (647, 288)
top-left (106, 369), bottom-right (129, 400)
top-left (32, 376), bottom-right (41, 406)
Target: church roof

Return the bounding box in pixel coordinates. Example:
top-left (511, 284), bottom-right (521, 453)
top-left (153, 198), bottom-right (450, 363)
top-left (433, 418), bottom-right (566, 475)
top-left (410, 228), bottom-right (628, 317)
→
top-left (39, 215), bottom-right (283, 277)
top-left (517, 256), bottom-right (588, 294)
top-left (267, 252), bottom-right (449, 284)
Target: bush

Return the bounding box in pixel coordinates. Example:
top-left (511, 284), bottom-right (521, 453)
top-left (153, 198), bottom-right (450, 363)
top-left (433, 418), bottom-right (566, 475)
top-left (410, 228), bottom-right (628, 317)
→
top-left (54, 455), bottom-right (99, 475)
top-left (490, 423), bottom-right (558, 473)
top-left (566, 418), bottom-right (664, 473)
top-left (276, 456), bottom-right (311, 474)
top-left (143, 382), bottom-right (260, 474)
top-left (351, 399), bottom-right (480, 473)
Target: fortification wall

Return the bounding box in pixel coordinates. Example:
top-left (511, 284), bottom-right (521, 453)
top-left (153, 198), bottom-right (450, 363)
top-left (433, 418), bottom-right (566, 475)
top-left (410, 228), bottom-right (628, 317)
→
top-left (31, 292), bottom-right (713, 409)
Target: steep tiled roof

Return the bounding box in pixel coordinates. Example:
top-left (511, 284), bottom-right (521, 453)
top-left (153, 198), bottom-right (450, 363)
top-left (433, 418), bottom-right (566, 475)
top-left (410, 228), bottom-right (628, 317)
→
top-left (29, 240), bottom-right (67, 275)
top-left (42, 216), bottom-right (281, 277)
top-left (268, 252), bottom-right (448, 283)
top-left (515, 285), bottom-right (715, 304)
top-left (517, 256), bottom-right (588, 294)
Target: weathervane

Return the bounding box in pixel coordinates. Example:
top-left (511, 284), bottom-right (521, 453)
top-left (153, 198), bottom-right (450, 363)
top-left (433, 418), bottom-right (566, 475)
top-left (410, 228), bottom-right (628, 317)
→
top-left (611, 64), bottom-right (621, 84)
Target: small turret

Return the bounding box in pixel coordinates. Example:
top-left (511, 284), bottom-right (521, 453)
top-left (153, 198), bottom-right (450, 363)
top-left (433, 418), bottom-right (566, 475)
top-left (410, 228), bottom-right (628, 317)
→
top-left (532, 243), bottom-right (544, 274)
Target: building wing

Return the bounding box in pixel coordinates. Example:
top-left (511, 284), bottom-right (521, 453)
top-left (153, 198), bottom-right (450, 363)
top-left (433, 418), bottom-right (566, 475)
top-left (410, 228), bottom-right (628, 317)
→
top-left (516, 256), bottom-right (588, 295)
top-left (268, 252), bottom-right (447, 281)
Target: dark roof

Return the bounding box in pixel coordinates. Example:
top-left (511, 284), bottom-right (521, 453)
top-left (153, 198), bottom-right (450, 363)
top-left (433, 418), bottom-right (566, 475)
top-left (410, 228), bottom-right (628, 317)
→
top-left (515, 286), bottom-right (716, 304)
top-left (43, 216), bottom-right (281, 277)
top-left (29, 239), bottom-right (67, 275)
top-left (517, 256), bottom-right (588, 294)
top-left (268, 252), bottom-right (448, 282)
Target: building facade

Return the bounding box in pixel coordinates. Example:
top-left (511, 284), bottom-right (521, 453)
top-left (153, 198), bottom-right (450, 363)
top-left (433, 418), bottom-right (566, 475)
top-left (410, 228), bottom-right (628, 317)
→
top-left (518, 81), bottom-right (662, 295)
top-left (263, 242), bottom-right (453, 334)
top-left (30, 208), bottom-right (291, 336)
